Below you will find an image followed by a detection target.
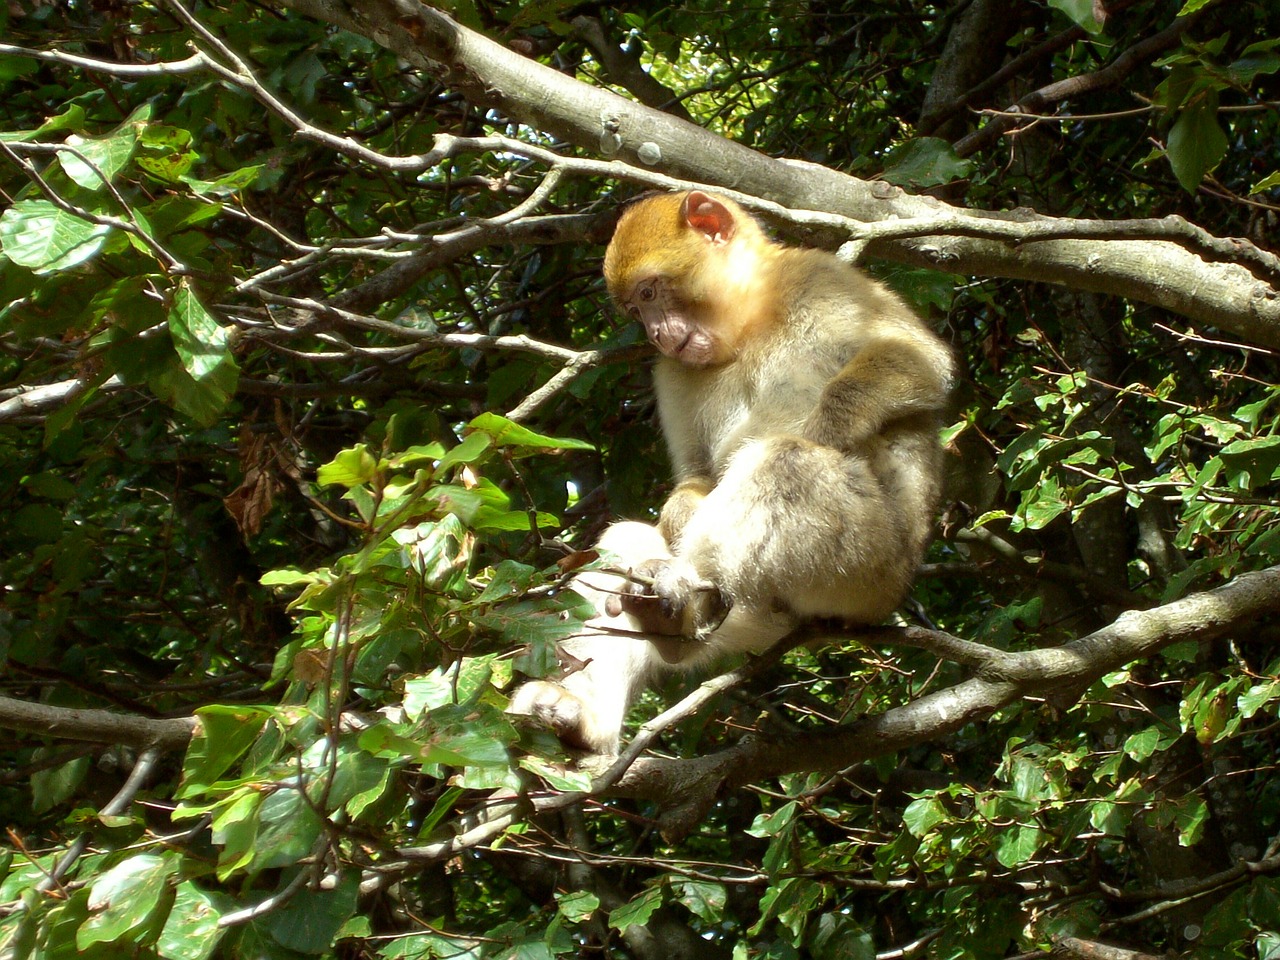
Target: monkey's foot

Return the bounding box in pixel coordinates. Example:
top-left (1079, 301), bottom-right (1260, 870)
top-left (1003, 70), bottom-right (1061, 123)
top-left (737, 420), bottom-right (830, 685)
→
top-left (507, 680), bottom-right (617, 754)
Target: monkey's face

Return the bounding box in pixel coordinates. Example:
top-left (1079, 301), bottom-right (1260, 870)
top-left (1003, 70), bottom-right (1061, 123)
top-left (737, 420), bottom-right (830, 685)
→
top-left (621, 276), bottom-right (725, 367)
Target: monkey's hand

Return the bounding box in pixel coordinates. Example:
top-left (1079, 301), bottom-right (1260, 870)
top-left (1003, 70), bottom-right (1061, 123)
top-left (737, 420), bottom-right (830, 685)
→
top-left (607, 558), bottom-right (729, 642)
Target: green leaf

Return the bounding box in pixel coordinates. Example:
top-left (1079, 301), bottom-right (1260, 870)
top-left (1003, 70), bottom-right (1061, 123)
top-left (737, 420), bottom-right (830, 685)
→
top-left (467, 412), bottom-right (594, 452)
top-left (136, 124), bottom-right (198, 182)
top-left (902, 796), bottom-right (948, 837)
top-left (554, 890), bottom-right (600, 924)
top-left (1239, 680), bottom-right (1280, 719)
top-left (1252, 171), bottom-right (1280, 195)
top-left (518, 755), bottom-right (593, 791)
top-left (1173, 795), bottom-right (1209, 846)
top-left (157, 882), bottom-right (224, 960)
top-left (475, 595), bottom-right (592, 651)
top-left (476, 560), bottom-right (538, 603)
top-left (58, 107), bottom-right (144, 190)
top-left (748, 801), bottom-right (798, 838)
top-left (184, 163), bottom-right (265, 198)
top-left (178, 705), bottom-right (271, 796)
top-left (993, 824), bottom-right (1044, 867)
top-left (1218, 435), bottom-right (1280, 489)
top-left (1167, 92), bottom-right (1227, 192)
top-left (808, 913), bottom-right (875, 960)
top-left (169, 281), bottom-right (234, 382)
top-left (1008, 754), bottom-right (1057, 803)
top-left (317, 445), bottom-right (378, 488)
top-left (0, 103), bottom-right (86, 142)
top-left (1019, 482), bottom-right (1069, 530)
top-left (24, 471), bottom-right (79, 500)
top-left (400, 673), bottom-right (459, 721)
top-left (879, 137), bottom-right (975, 188)
top-left (150, 332), bottom-right (237, 425)
top-left (1249, 877), bottom-right (1280, 929)
top-left (0, 200), bottom-right (112, 273)
top-left (262, 874), bottom-right (359, 954)
top-left (1122, 727), bottom-right (1162, 763)
top-left (435, 431), bottom-right (492, 473)
top-left (77, 853), bottom-right (178, 948)
top-left (670, 879), bottom-right (726, 923)
top-left (608, 887), bottom-right (663, 932)
top-left (31, 754), bottom-right (89, 814)
top-left (1089, 800), bottom-right (1127, 836)
top-left (754, 876), bottom-right (825, 942)
top-left (11, 503), bottom-right (64, 544)
top-left (1048, 0), bottom-right (1103, 32)
top-left (249, 788), bottom-right (325, 872)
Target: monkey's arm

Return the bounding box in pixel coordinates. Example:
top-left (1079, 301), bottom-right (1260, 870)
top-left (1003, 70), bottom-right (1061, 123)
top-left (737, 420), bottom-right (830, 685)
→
top-left (804, 335), bottom-right (953, 452)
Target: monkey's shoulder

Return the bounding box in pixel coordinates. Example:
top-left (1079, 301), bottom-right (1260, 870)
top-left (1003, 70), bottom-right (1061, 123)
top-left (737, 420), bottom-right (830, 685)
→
top-left (777, 254), bottom-right (918, 331)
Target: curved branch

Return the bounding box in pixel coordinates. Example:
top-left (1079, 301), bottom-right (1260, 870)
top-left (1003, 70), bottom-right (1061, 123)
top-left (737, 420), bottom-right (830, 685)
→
top-left (571, 16), bottom-right (694, 122)
top-left (36, 749), bottom-right (163, 895)
top-left (953, 10), bottom-right (1203, 157)
top-left (605, 564), bottom-right (1280, 835)
top-left (22, 6), bottom-right (1278, 343)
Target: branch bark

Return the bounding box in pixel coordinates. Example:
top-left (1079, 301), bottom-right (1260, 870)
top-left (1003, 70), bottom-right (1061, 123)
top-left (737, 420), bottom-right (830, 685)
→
top-left (0, 695), bottom-right (196, 751)
top-left (953, 10), bottom-right (1201, 157)
top-left (604, 564), bottom-right (1280, 838)
top-left (261, 0), bottom-right (1280, 348)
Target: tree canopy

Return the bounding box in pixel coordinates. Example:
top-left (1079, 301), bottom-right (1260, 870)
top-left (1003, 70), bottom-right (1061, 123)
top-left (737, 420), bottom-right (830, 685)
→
top-left (1, 1), bottom-right (1280, 958)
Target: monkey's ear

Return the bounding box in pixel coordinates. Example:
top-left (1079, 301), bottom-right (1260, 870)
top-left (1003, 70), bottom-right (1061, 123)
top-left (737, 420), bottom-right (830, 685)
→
top-left (682, 191), bottom-right (736, 244)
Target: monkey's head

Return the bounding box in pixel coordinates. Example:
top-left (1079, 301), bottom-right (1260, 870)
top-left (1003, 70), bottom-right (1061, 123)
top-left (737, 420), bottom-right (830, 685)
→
top-left (603, 191), bottom-right (770, 368)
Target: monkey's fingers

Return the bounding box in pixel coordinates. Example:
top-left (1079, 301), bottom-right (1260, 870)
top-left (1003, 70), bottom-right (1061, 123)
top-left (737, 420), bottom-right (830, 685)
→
top-left (616, 591), bottom-right (688, 636)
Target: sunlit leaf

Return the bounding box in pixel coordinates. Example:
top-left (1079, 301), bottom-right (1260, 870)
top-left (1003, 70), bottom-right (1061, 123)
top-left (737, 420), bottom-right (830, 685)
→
top-left (0, 200), bottom-right (112, 273)
top-left (317, 445), bottom-right (379, 488)
top-left (157, 882), bottom-right (224, 960)
top-left (57, 106), bottom-right (148, 189)
top-left (77, 854), bottom-right (178, 948)
top-left (467, 412), bottom-right (594, 452)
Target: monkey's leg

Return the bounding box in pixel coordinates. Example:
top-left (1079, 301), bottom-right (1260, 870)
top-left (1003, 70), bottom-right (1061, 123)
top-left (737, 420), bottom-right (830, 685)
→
top-left (510, 520), bottom-right (796, 750)
top-left (508, 522), bottom-right (670, 753)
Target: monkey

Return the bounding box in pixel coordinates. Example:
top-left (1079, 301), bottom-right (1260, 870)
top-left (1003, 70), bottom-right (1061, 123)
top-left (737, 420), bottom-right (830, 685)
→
top-left (509, 190), bottom-right (955, 754)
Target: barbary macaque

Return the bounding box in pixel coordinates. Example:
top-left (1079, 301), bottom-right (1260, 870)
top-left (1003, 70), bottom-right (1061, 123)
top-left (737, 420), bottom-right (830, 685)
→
top-left (510, 191), bottom-right (954, 753)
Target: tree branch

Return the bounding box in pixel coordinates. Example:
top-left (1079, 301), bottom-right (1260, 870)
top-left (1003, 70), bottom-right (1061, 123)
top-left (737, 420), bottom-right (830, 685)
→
top-left (259, 0), bottom-right (1280, 348)
top-left (0, 695), bottom-right (196, 751)
top-left (20, 10), bottom-right (1280, 344)
top-left (570, 16), bottom-right (694, 122)
top-left (953, 10), bottom-right (1203, 157)
top-left (603, 564), bottom-right (1280, 835)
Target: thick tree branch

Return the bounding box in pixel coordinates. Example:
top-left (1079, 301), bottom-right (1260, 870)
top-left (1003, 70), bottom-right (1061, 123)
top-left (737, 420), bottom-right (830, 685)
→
top-left (604, 564), bottom-right (1280, 836)
top-left (16, 11), bottom-right (1280, 345)
top-left (259, 0), bottom-right (1280, 348)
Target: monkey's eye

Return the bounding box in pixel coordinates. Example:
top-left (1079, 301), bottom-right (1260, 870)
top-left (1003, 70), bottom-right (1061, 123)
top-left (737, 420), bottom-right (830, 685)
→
top-left (637, 282), bottom-right (657, 302)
